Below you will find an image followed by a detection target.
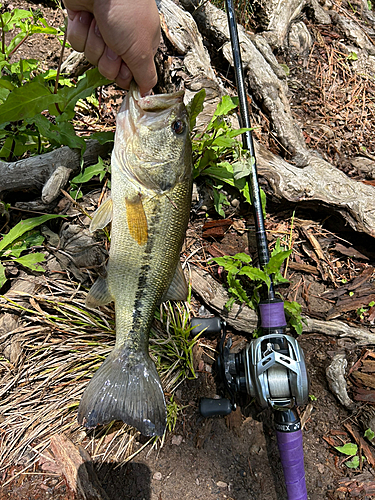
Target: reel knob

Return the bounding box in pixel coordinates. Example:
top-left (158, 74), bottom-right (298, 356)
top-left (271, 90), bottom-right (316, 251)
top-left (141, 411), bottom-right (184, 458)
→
top-left (199, 398), bottom-right (233, 417)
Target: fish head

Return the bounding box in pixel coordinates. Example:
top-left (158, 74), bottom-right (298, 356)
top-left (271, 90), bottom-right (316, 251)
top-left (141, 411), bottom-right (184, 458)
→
top-left (114, 82), bottom-right (192, 194)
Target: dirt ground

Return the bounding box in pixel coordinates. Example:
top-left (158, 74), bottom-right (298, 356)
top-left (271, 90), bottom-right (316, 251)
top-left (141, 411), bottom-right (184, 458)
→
top-left (2, 1), bottom-right (375, 499)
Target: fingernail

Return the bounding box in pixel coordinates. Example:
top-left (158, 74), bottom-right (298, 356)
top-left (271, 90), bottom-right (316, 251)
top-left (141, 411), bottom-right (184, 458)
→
top-left (119, 63), bottom-right (131, 80)
top-left (94, 21), bottom-right (101, 38)
top-left (79, 11), bottom-right (91, 25)
top-left (106, 47), bottom-right (119, 61)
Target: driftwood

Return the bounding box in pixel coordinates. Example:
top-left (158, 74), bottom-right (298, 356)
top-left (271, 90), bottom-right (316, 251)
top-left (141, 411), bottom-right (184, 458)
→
top-left (189, 265), bottom-right (375, 344)
top-left (50, 434), bottom-right (109, 500)
top-left (0, 140), bottom-right (111, 196)
top-left (157, 0), bottom-right (375, 238)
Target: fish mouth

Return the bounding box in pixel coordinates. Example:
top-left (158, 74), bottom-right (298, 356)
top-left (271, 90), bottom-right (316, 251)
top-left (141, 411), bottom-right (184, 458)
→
top-left (129, 81), bottom-right (184, 112)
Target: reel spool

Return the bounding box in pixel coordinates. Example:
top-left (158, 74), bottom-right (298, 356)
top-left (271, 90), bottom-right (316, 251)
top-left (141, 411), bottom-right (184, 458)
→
top-left (192, 317), bottom-right (309, 417)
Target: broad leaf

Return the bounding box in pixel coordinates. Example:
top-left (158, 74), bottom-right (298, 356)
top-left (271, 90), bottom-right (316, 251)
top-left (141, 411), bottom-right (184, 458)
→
top-left (90, 131), bottom-right (114, 144)
top-left (345, 456), bottom-right (360, 469)
top-left (0, 78), bottom-right (64, 123)
top-left (71, 158), bottom-right (107, 184)
top-left (188, 88), bottom-right (206, 130)
top-left (266, 250), bottom-right (293, 275)
top-left (0, 263), bottom-right (6, 289)
top-left (57, 68), bottom-right (110, 117)
top-left (14, 253), bottom-right (45, 272)
top-left (335, 443), bottom-right (357, 456)
top-left (212, 95), bottom-right (238, 119)
top-left (0, 214), bottom-right (63, 253)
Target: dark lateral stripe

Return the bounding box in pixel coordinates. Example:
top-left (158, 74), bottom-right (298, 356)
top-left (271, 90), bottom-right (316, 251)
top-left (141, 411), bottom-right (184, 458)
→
top-left (131, 199), bottom-right (161, 333)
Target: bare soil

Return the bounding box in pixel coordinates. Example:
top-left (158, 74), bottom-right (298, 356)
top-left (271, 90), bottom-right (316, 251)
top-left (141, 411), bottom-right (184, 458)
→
top-left (1, 1), bottom-right (375, 500)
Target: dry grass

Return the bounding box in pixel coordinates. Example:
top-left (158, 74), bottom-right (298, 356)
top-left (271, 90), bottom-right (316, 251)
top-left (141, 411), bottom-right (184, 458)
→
top-left (0, 275), bottom-right (196, 474)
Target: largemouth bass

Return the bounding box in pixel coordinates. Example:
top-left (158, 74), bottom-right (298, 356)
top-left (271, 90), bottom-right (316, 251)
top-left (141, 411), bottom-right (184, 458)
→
top-left (78, 83), bottom-right (192, 436)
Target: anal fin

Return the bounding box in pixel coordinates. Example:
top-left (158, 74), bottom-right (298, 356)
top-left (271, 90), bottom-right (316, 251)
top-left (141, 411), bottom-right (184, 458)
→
top-left (161, 261), bottom-right (188, 303)
top-left (90, 197), bottom-right (113, 233)
top-left (86, 275), bottom-right (113, 308)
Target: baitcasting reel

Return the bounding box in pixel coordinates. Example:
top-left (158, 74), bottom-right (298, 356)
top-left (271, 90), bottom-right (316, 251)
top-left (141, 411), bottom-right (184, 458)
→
top-left (191, 300), bottom-right (309, 420)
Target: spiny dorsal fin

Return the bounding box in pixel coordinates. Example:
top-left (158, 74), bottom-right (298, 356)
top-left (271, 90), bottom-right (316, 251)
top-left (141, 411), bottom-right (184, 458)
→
top-left (125, 195), bottom-right (148, 246)
top-left (161, 261), bottom-right (188, 302)
top-left (90, 197), bottom-right (113, 233)
top-left (86, 275), bottom-right (113, 308)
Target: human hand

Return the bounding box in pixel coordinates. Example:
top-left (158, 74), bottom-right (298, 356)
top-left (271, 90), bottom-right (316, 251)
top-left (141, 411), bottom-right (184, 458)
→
top-left (63, 0), bottom-right (161, 95)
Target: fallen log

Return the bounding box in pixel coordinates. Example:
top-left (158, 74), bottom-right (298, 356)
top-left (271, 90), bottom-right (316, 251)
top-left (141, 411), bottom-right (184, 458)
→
top-left (50, 434), bottom-right (109, 500)
top-left (0, 140), bottom-right (112, 195)
top-left (189, 265), bottom-right (375, 344)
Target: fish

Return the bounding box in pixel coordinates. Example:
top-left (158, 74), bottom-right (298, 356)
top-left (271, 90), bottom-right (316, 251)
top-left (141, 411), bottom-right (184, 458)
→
top-left (78, 82), bottom-right (193, 436)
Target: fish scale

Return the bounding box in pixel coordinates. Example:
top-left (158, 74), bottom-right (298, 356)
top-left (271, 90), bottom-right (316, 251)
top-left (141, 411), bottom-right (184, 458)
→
top-left (78, 83), bottom-right (192, 436)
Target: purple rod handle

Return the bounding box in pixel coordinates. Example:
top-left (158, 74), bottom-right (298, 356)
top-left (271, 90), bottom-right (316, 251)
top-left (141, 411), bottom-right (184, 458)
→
top-left (276, 429), bottom-right (307, 500)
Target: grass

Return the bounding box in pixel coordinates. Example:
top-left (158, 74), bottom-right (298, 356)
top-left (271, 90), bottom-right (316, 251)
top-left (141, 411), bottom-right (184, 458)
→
top-left (0, 274), bottom-right (198, 473)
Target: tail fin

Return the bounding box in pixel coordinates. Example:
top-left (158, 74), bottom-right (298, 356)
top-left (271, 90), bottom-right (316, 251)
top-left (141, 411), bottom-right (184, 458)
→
top-left (78, 347), bottom-right (166, 436)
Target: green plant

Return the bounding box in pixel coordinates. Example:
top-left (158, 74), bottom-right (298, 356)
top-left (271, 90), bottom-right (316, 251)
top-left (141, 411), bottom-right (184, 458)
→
top-left (0, 4), bottom-right (111, 160)
top-left (69, 156), bottom-right (111, 199)
top-left (365, 428), bottom-right (375, 441)
top-left (211, 239), bottom-right (305, 335)
top-left (356, 301), bottom-right (375, 320)
top-left (166, 395), bottom-right (186, 433)
top-left (335, 442), bottom-right (361, 469)
top-left (0, 214), bottom-right (64, 288)
top-left (189, 89), bottom-right (263, 217)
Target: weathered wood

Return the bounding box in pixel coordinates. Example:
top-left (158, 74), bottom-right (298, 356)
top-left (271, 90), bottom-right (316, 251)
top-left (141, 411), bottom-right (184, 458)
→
top-left (255, 143), bottom-right (375, 237)
top-left (0, 140), bottom-right (112, 195)
top-left (50, 434), bottom-right (109, 500)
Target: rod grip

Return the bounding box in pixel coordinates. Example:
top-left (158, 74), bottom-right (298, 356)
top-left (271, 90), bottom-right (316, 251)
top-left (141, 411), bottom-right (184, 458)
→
top-left (276, 429), bottom-right (307, 500)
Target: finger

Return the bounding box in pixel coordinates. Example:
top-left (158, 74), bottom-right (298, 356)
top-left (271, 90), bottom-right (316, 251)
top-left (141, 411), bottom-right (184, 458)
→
top-left (84, 19), bottom-right (105, 66)
top-left (97, 46), bottom-right (122, 81)
top-left (66, 10), bottom-right (92, 53)
top-left (114, 62), bottom-right (133, 90)
top-left (125, 54), bottom-right (158, 97)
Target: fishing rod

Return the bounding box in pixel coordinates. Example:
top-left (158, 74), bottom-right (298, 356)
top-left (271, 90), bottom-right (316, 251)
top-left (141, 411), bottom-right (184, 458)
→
top-left (192, 1), bottom-right (309, 499)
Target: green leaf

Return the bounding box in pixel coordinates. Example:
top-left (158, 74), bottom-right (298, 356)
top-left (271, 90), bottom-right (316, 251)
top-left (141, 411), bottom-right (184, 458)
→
top-left (212, 95), bottom-right (238, 119)
top-left (0, 78), bottom-right (63, 123)
top-left (335, 443), bottom-right (358, 456)
top-left (365, 428), bottom-right (375, 441)
top-left (188, 88), bottom-right (206, 130)
top-left (212, 187), bottom-right (230, 217)
top-left (90, 131), bottom-right (114, 144)
top-left (57, 68), bottom-right (110, 117)
top-left (266, 249), bottom-right (293, 275)
top-left (345, 456), bottom-right (360, 469)
top-left (0, 214), bottom-right (63, 253)
top-left (14, 252), bottom-right (45, 272)
top-left (71, 158), bottom-right (106, 184)
top-left (233, 252), bottom-right (252, 263)
top-left (238, 266), bottom-right (270, 286)
top-left (233, 157), bottom-right (253, 180)
top-left (0, 262), bottom-right (6, 289)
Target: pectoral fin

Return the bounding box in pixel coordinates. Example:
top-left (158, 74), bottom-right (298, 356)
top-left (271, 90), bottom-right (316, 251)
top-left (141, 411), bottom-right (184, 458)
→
top-left (89, 198), bottom-right (113, 233)
top-left (161, 261), bottom-right (188, 302)
top-left (86, 275), bottom-right (113, 308)
top-left (125, 196), bottom-right (148, 246)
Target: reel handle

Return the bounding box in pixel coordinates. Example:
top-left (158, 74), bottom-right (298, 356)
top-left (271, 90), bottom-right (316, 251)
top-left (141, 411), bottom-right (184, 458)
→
top-left (199, 398), bottom-right (233, 417)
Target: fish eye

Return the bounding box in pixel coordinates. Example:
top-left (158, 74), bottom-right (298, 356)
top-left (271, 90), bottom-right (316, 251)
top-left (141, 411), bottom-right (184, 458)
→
top-left (172, 120), bottom-right (185, 135)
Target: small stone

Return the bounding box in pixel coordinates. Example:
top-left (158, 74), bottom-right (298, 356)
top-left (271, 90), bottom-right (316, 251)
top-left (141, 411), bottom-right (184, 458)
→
top-left (171, 434), bottom-right (183, 446)
top-left (153, 472), bottom-right (162, 481)
top-left (216, 481), bottom-right (227, 489)
top-left (195, 478), bottom-right (200, 485)
top-left (231, 198), bottom-right (240, 208)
